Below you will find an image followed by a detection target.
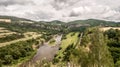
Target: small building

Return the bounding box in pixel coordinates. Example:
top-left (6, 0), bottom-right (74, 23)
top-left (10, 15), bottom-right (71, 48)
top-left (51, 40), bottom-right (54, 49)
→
top-left (0, 19), bottom-right (11, 23)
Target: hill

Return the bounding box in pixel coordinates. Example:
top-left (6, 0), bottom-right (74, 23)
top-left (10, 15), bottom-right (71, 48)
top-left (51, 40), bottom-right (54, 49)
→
top-left (68, 19), bottom-right (120, 27)
top-left (0, 15), bottom-right (35, 23)
top-left (0, 16), bottom-right (120, 33)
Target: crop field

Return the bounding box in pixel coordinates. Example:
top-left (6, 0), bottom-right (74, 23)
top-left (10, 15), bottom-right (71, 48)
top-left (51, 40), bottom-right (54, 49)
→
top-left (0, 27), bottom-right (16, 38)
top-left (0, 31), bottom-right (41, 47)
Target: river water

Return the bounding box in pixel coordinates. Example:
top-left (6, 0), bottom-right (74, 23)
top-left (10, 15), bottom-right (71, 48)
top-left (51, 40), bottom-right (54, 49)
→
top-left (20, 35), bottom-right (62, 67)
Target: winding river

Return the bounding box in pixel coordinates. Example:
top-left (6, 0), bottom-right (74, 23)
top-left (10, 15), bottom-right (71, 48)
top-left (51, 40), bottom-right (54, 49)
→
top-left (32, 35), bottom-right (62, 62)
top-left (20, 35), bottom-right (62, 67)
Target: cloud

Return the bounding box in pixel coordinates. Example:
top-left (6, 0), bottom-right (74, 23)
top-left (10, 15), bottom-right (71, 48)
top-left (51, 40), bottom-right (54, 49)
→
top-left (0, 0), bottom-right (34, 6)
top-left (0, 0), bottom-right (120, 22)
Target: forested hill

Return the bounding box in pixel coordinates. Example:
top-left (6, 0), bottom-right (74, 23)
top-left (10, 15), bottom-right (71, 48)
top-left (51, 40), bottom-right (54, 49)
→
top-left (0, 16), bottom-right (120, 32)
top-left (67, 19), bottom-right (120, 27)
top-left (0, 15), bottom-right (120, 25)
top-left (0, 15), bottom-right (34, 23)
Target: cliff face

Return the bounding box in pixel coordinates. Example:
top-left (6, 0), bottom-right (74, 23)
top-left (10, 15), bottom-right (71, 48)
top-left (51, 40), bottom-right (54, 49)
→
top-left (0, 19), bottom-right (11, 23)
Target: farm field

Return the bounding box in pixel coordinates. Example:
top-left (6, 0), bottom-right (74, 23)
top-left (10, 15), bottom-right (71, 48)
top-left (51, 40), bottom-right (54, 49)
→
top-left (0, 30), bottom-right (42, 47)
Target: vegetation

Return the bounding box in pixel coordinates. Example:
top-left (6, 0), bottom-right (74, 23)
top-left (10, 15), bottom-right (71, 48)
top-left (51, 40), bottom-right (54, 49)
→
top-left (49, 39), bottom-right (56, 46)
top-left (53, 32), bottom-right (80, 64)
top-left (0, 16), bottom-right (120, 67)
top-left (104, 29), bottom-right (120, 67)
top-left (68, 19), bottom-right (120, 27)
top-left (0, 34), bottom-right (24, 43)
top-left (53, 27), bottom-right (114, 67)
top-left (0, 39), bottom-right (38, 66)
top-left (40, 34), bottom-right (53, 42)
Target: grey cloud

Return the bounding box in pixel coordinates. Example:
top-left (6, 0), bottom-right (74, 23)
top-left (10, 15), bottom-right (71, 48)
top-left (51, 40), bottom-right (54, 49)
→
top-left (0, 0), bottom-right (120, 22)
top-left (0, 0), bottom-right (34, 6)
top-left (69, 11), bottom-right (81, 17)
top-left (24, 11), bottom-right (55, 21)
top-left (51, 0), bottom-right (81, 10)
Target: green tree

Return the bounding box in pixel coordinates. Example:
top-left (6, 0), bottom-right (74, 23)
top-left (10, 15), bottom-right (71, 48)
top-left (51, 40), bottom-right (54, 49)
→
top-left (4, 55), bottom-right (13, 64)
top-left (115, 60), bottom-right (120, 67)
top-left (0, 59), bottom-right (2, 67)
top-left (87, 28), bottom-right (114, 67)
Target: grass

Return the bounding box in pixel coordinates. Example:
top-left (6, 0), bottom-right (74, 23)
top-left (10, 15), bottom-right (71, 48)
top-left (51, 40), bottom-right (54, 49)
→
top-left (56, 32), bottom-right (79, 60)
top-left (49, 39), bottom-right (56, 46)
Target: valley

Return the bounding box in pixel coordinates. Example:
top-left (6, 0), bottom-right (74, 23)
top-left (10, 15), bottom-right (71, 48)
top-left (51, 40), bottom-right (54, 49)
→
top-left (0, 16), bottom-right (120, 67)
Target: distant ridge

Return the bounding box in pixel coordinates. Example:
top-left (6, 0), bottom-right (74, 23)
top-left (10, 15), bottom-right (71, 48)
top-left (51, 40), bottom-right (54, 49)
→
top-left (0, 15), bottom-right (34, 23)
top-left (0, 15), bottom-right (119, 27)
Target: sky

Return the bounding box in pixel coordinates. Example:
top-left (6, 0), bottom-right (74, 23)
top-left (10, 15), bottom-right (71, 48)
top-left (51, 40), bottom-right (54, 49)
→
top-left (0, 0), bottom-right (120, 22)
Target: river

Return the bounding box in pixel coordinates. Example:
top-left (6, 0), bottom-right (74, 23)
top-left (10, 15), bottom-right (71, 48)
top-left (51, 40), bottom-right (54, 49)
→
top-left (20, 35), bottom-right (62, 67)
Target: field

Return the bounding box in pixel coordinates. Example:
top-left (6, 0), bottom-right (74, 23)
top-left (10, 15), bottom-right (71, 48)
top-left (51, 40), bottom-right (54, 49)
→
top-left (0, 27), bottom-right (42, 47)
top-left (100, 27), bottom-right (120, 31)
top-left (0, 27), bottom-right (16, 38)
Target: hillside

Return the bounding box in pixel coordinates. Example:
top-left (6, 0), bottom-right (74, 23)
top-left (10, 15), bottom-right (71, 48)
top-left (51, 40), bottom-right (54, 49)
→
top-left (68, 19), bottom-right (120, 27)
top-left (0, 15), bottom-right (120, 26)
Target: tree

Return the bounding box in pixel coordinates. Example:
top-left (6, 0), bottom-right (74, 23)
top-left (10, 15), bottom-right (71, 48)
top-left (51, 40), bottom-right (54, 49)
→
top-left (4, 55), bottom-right (13, 64)
top-left (0, 59), bottom-right (2, 67)
top-left (87, 28), bottom-right (114, 67)
top-left (104, 29), bottom-right (120, 66)
top-left (115, 60), bottom-right (120, 67)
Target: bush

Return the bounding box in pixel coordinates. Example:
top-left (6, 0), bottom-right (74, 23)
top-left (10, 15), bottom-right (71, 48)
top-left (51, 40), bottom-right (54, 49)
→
top-left (4, 55), bottom-right (13, 64)
top-left (115, 60), bottom-right (120, 67)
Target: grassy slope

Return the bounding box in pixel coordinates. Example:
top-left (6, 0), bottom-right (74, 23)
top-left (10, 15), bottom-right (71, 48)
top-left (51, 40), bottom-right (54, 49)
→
top-left (56, 32), bottom-right (79, 59)
top-left (49, 39), bottom-right (56, 46)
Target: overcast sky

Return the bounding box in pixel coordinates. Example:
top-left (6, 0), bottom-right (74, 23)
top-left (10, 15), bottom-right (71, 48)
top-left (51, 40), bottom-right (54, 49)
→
top-left (0, 0), bottom-right (120, 22)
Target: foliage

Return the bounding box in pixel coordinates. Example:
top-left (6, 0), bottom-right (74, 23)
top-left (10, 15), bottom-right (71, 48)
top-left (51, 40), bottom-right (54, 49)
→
top-left (104, 29), bottom-right (120, 67)
top-left (0, 39), bottom-right (37, 66)
top-left (0, 34), bottom-right (24, 43)
top-left (115, 60), bottom-right (120, 67)
top-left (53, 27), bottom-right (114, 67)
top-left (53, 32), bottom-right (79, 64)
